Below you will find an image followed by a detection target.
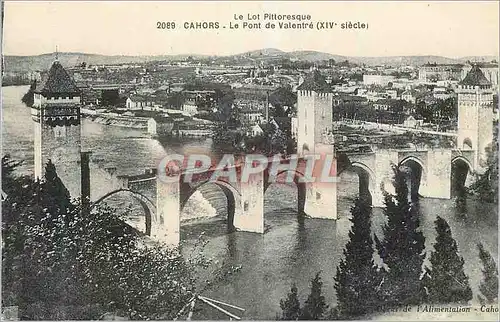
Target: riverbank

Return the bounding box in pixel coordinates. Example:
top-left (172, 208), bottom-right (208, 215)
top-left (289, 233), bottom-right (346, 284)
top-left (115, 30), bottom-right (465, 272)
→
top-left (81, 108), bottom-right (213, 138)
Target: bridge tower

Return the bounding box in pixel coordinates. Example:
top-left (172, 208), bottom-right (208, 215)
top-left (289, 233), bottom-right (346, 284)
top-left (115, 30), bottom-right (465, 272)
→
top-left (296, 70), bottom-right (337, 218)
top-left (296, 69), bottom-right (334, 155)
top-left (31, 59), bottom-right (83, 197)
top-left (457, 65), bottom-right (494, 170)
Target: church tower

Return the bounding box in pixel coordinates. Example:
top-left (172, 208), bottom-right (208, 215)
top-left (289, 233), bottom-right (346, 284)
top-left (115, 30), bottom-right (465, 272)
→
top-left (296, 69), bottom-right (334, 155)
top-left (31, 60), bottom-right (83, 197)
top-left (457, 64), bottom-right (494, 170)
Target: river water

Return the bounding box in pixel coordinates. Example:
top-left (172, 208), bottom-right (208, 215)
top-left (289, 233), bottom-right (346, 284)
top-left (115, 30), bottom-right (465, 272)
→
top-left (2, 86), bottom-right (498, 320)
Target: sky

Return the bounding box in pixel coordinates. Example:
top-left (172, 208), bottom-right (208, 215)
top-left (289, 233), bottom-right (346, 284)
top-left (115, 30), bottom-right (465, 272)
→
top-left (2, 1), bottom-right (499, 58)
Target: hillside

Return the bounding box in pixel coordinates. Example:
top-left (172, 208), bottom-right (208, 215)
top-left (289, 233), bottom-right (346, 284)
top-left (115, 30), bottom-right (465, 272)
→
top-left (3, 49), bottom-right (498, 72)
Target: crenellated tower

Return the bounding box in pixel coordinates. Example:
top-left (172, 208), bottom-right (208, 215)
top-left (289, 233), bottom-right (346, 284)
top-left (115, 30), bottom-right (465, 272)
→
top-left (296, 70), bottom-right (334, 155)
top-left (295, 69), bottom-right (337, 219)
top-left (31, 60), bottom-right (83, 197)
top-left (457, 64), bottom-right (494, 170)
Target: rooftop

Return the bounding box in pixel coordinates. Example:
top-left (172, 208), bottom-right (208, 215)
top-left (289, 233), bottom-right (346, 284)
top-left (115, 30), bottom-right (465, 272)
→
top-left (297, 70), bottom-right (331, 92)
top-left (459, 64), bottom-right (491, 86)
top-left (35, 61), bottom-right (80, 95)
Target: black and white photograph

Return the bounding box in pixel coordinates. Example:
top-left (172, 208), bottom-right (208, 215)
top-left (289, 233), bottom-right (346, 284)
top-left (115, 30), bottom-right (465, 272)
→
top-left (1, 1), bottom-right (499, 320)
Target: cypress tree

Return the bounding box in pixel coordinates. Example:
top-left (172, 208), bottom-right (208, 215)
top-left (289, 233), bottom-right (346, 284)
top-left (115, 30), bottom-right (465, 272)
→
top-left (279, 284), bottom-right (301, 320)
top-left (422, 216), bottom-right (472, 304)
top-left (335, 197), bottom-right (381, 317)
top-left (301, 272), bottom-right (328, 320)
top-left (477, 242), bottom-right (498, 305)
top-left (374, 165), bottom-right (426, 307)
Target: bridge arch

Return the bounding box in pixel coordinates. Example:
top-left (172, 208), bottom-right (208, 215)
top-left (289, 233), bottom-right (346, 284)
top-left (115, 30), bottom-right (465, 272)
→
top-left (350, 161), bottom-right (377, 203)
top-left (91, 189), bottom-right (156, 236)
top-left (451, 156), bottom-right (473, 172)
top-left (462, 137), bottom-right (473, 150)
top-left (264, 169), bottom-right (307, 214)
top-left (398, 156), bottom-right (425, 200)
top-left (180, 180), bottom-right (241, 231)
top-left (451, 156), bottom-right (473, 198)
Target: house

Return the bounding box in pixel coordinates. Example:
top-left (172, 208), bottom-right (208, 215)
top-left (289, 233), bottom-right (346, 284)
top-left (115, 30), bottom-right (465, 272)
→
top-left (248, 124), bottom-right (264, 137)
top-left (385, 89), bottom-right (399, 99)
top-left (433, 87), bottom-right (456, 100)
top-left (182, 100), bottom-right (198, 116)
top-left (240, 109), bottom-right (264, 125)
top-left (126, 95), bottom-right (153, 110)
top-left (401, 89), bottom-right (417, 104)
top-left (403, 115), bottom-right (424, 128)
top-left (147, 116), bottom-right (174, 137)
top-left (332, 93), bottom-right (368, 107)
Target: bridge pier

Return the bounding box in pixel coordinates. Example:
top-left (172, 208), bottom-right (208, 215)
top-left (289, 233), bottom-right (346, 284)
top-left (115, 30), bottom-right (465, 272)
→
top-left (304, 181), bottom-right (337, 219)
top-left (155, 177), bottom-right (181, 247)
top-left (420, 150), bottom-right (451, 199)
top-left (372, 189), bottom-right (385, 208)
top-left (234, 171), bottom-right (264, 233)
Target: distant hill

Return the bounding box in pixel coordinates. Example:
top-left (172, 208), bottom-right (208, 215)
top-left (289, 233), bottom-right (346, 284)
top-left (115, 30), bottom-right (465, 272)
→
top-left (3, 49), bottom-right (498, 72)
top-left (3, 52), bottom-right (209, 72)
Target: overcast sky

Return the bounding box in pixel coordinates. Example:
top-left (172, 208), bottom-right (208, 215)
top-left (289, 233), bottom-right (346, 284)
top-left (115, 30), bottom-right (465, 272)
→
top-left (3, 1), bottom-right (499, 57)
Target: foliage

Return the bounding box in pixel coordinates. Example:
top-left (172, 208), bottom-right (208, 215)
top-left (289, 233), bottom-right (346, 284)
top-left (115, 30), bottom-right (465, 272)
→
top-left (269, 86), bottom-right (297, 117)
top-left (374, 165), bottom-right (426, 307)
top-left (469, 122), bottom-right (498, 203)
top-left (21, 80), bottom-right (37, 107)
top-left (245, 123), bottom-right (291, 156)
top-left (300, 272), bottom-right (328, 320)
top-left (477, 242), bottom-right (499, 305)
top-left (334, 198), bottom-right (381, 317)
top-left (278, 284), bottom-right (301, 320)
top-left (2, 156), bottom-right (194, 320)
top-left (421, 217), bottom-right (472, 304)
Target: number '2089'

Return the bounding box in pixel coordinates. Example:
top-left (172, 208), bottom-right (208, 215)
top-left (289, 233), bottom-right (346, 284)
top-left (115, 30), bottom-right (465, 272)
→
top-left (157, 21), bottom-right (176, 29)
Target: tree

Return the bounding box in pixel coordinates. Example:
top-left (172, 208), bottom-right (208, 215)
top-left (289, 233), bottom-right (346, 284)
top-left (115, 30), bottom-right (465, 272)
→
top-left (301, 272), bottom-right (328, 320)
top-left (477, 242), bottom-right (498, 305)
top-left (279, 284), bottom-right (301, 320)
top-left (421, 217), bottom-right (472, 304)
top-left (335, 198), bottom-right (381, 317)
top-left (374, 165), bottom-right (426, 307)
top-left (2, 158), bottom-right (194, 320)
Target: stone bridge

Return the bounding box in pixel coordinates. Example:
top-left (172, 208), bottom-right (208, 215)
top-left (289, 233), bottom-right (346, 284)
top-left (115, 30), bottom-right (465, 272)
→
top-left (91, 155), bottom-right (338, 247)
top-left (338, 147), bottom-right (476, 207)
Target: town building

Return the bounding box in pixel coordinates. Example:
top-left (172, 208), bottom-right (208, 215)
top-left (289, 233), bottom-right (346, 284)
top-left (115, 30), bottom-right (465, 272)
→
top-left (418, 63), bottom-right (463, 82)
top-left (362, 74), bottom-right (396, 86)
top-left (147, 116), bottom-right (174, 137)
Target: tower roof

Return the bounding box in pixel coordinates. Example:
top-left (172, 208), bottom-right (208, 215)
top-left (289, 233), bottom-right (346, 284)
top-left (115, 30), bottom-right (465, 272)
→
top-left (297, 70), bottom-right (331, 92)
top-left (35, 61), bottom-right (80, 95)
top-left (459, 64), bottom-right (491, 86)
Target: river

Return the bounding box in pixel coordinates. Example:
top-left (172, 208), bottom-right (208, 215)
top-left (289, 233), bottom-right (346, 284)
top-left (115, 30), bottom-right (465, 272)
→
top-left (2, 85), bottom-right (498, 320)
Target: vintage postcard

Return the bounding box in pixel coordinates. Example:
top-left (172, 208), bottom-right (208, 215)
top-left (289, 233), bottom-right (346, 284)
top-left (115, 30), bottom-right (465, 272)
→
top-left (1, 1), bottom-right (499, 320)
